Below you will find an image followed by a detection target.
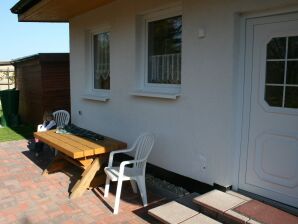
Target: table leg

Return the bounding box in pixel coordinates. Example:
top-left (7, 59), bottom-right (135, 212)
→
top-left (42, 154), bottom-right (68, 176)
top-left (70, 157), bottom-right (104, 199)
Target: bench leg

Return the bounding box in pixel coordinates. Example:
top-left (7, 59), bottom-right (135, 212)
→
top-left (69, 157), bottom-right (102, 199)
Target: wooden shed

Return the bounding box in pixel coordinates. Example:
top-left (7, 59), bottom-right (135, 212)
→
top-left (13, 53), bottom-right (70, 125)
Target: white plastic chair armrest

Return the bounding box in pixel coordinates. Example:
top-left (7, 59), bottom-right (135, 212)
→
top-left (107, 147), bottom-right (135, 167)
top-left (118, 158), bottom-right (147, 176)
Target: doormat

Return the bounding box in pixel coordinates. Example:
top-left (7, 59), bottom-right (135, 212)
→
top-left (232, 200), bottom-right (298, 224)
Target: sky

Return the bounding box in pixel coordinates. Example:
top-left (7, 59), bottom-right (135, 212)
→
top-left (0, 0), bottom-right (69, 61)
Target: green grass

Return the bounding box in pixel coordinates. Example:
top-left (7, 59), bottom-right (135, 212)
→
top-left (0, 103), bottom-right (35, 142)
top-left (0, 125), bottom-right (35, 142)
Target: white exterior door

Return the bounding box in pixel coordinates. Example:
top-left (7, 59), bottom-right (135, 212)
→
top-left (239, 13), bottom-right (298, 207)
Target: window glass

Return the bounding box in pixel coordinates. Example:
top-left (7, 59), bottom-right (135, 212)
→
top-left (266, 61), bottom-right (284, 84)
top-left (266, 37), bottom-right (286, 59)
top-left (148, 16), bottom-right (182, 84)
top-left (265, 86), bottom-right (283, 107)
top-left (94, 32), bottom-right (110, 90)
top-left (288, 36), bottom-right (298, 59)
top-left (265, 36), bottom-right (298, 109)
top-left (286, 61), bottom-right (298, 85)
top-left (285, 87), bottom-right (298, 108)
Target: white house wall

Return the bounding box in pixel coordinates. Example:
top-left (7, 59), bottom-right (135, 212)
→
top-left (69, 0), bottom-right (298, 187)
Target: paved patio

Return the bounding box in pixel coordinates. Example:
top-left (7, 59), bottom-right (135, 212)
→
top-left (0, 140), bottom-right (166, 224)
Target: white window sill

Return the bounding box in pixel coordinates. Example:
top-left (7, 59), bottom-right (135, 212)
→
top-left (82, 94), bottom-right (110, 102)
top-left (131, 90), bottom-right (181, 99)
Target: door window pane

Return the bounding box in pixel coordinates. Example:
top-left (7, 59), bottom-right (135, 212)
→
top-left (286, 61), bottom-right (298, 85)
top-left (94, 32), bottom-right (110, 90)
top-left (288, 36), bottom-right (298, 59)
top-left (285, 87), bottom-right (298, 108)
top-left (266, 37), bottom-right (286, 59)
top-left (265, 86), bottom-right (283, 107)
top-left (266, 61), bottom-right (285, 84)
top-left (148, 16), bottom-right (182, 84)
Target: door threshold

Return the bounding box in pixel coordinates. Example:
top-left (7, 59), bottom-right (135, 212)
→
top-left (238, 189), bottom-right (298, 216)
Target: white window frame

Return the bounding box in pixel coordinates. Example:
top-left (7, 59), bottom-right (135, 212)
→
top-left (136, 5), bottom-right (182, 96)
top-left (83, 25), bottom-right (111, 101)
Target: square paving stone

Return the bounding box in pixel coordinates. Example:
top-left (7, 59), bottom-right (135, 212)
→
top-left (148, 201), bottom-right (198, 224)
top-left (193, 190), bottom-right (246, 213)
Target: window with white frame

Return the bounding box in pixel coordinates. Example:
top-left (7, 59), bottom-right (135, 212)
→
top-left (84, 28), bottom-right (110, 101)
top-left (147, 15), bottom-right (182, 85)
top-left (138, 6), bottom-right (182, 93)
top-left (93, 32), bottom-right (110, 90)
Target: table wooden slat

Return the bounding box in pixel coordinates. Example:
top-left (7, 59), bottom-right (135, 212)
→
top-left (63, 133), bottom-right (105, 149)
top-left (34, 132), bottom-right (85, 158)
top-left (93, 136), bottom-right (127, 154)
top-left (45, 131), bottom-right (95, 157)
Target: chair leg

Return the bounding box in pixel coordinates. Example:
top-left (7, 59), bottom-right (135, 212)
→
top-left (130, 180), bottom-right (138, 194)
top-left (136, 176), bottom-right (147, 206)
top-left (104, 176), bottom-right (111, 198)
top-left (114, 178), bottom-right (123, 214)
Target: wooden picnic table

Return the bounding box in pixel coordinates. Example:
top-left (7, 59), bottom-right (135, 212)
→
top-left (34, 130), bottom-right (127, 199)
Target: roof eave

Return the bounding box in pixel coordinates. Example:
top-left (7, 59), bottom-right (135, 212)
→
top-left (11, 0), bottom-right (41, 15)
top-left (10, 0), bottom-right (115, 22)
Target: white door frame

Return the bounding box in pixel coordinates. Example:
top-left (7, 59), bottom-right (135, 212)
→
top-left (233, 7), bottom-right (298, 191)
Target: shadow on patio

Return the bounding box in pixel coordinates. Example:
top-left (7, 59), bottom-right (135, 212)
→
top-left (0, 140), bottom-right (167, 223)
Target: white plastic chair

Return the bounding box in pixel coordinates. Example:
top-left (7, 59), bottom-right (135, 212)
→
top-left (104, 133), bottom-right (155, 214)
top-left (53, 110), bottom-right (70, 127)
